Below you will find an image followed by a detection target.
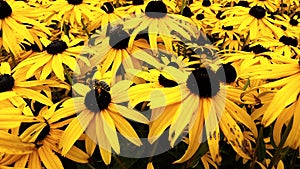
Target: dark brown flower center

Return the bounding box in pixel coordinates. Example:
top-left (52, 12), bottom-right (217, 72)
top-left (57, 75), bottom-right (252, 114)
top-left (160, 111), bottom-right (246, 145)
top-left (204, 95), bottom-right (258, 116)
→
top-left (216, 11), bottom-right (225, 20)
top-left (279, 35), bottom-right (298, 47)
top-left (84, 89), bottom-right (111, 113)
top-left (182, 6), bottom-right (193, 18)
top-left (133, 0), bottom-right (144, 5)
top-left (196, 13), bottom-right (204, 20)
top-left (0, 0), bottom-right (12, 19)
top-left (0, 74), bottom-right (14, 92)
top-left (202, 0), bottom-right (211, 7)
top-left (67, 0), bottom-right (83, 5)
top-left (109, 25), bottom-right (130, 49)
top-left (216, 64), bottom-right (237, 84)
top-left (145, 1), bottom-right (167, 18)
top-left (249, 6), bottom-right (266, 19)
top-left (186, 67), bottom-right (220, 98)
top-left (222, 25), bottom-right (233, 30)
top-left (46, 40), bottom-right (68, 55)
top-left (158, 74), bottom-right (178, 87)
top-left (101, 2), bottom-right (114, 14)
top-left (289, 19), bottom-right (299, 26)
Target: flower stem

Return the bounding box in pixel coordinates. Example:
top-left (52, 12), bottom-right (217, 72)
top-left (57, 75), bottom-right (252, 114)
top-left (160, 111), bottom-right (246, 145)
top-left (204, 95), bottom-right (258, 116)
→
top-left (81, 19), bottom-right (91, 38)
top-left (10, 53), bottom-right (16, 68)
top-left (250, 126), bottom-right (264, 169)
top-left (267, 117), bottom-right (293, 169)
top-left (63, 64), bottom-right (73, 85)
top-left (180, 0), bottom-right (186, 15)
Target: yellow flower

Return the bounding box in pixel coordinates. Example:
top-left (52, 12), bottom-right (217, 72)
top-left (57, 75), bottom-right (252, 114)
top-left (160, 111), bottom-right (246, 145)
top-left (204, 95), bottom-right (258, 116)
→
top-left (59, 80), bottom-right (149, 165)
top-left (10, 102), bottom-right (89, 169)
top-left (130, 65), bottom-right (257, 163)
top-left (13, 35), bottom-right (90, 81)
top-left (47, 0), bottom-right (98, 29)
top-left (0, 0), bottom-right (51, 56)
top-left (124, 0), bottom-right (197, 54)
top-left (0, 62), bottom-right (69, 113)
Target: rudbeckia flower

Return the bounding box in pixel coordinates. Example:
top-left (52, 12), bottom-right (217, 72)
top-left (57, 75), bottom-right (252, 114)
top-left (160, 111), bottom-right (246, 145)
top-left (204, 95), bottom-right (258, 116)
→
top-left (13, 35), bottom-right (90, 81)
top-left (189, 0), bottom-right (222, 15)
top-left (248, 0), bottom-right (279, 12)
top-left (222, 5), bottom-right (284, 40)
top-left (117, 0), bottom-right (147, 15)
top-left (130, 65), bottom-right (258, 163)
top-left (47, 0), bottom-right (98, 29)
top-left (0, 0), bottom-right (51, 56)
top-left (240, 58), bottom-right (300, 127)
top-left (87, 25), bottom-right (152, 77)
top-left (251, 35), bottom-right (300, 58)
top-left (87, 2), bottom-right (128, 34)
top-left (275, 13), bottom-right (300, 38)
top-left (10, 102), bottom-right (89, 169)
top-left (0, 62), bottom-right (68, 111)
top-left (124, 0), bottom-right (196, 54)
top-left (59, 80), bottom-right (149, 165)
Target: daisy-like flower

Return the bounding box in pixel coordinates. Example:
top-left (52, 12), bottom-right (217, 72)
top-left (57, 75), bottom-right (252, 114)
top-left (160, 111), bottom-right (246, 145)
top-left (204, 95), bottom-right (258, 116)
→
top-left (0, 0), bottom-right (51, 56)
top-left (240, 58), bottom-right (300, 127)
top-left (47, 0), bottom-right (98, 29)
top-left (87, 2), bottom-right (128, 34)
top-left (13, 35), bottom-right (90, 81)
top-left (251, 35), bottom-right (300, 58)
top-left (0, 62), bottom-right (69, 112)
top-left (222, 5), bottom-right (284, 40)
top-left (275, 13), bottom-right (300, 38)
top-left (117, 0), bottom-right (147, 15)
top-left (87, 25), bottom-right (152, 77)
top-left (124, 0), bottom-right (197, 54)
top-left (189, 0), bottom-right (222, 15)
top-left (59, 80), bottom-right (149, 165)
top-left (248, 0), bottom-right (279, 12)
top-left (7, 102), bottom-right (90, 169)
top-left (130, 65), bottom-right (258, 163)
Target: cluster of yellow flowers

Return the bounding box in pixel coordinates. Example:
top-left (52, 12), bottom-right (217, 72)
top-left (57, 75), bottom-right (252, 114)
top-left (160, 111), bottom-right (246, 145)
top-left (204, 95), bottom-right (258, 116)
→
top-left (0, 0), bottom-right (300, 168)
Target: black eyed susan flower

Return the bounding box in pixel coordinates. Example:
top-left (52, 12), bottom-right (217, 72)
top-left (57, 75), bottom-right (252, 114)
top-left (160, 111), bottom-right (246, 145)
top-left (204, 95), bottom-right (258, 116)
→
top-left (222, 5), bottom-right (284, 40)
top-left (47, 0), bottom-right (98, 29)
top-left (124, 0), bottom-right (197, 54)
top-left (12, 102), bottom-right (89, 169)
top-left (0, 0), bottom-right (51, 56)
top-left (0, 62), bottom-right (69, 109)
top-left (130, 65), bottom-right (258, 163)
top-left (251, 35), bottom-right (300, 58)
top-left (275, 13), bottom-right (300, 38)
top-left (87, 25), bottom-right (153, 77)
top-left (248, 0), bottom-right (279, 12)
top-left (13, 35), bottom-right (90, 81)
top-left (240, 58), bottom-right (300, 127)
top-left (117, 0), bottom-right (147, 15)
top-left (87, 2), bottom-right (128, 34)
top-left (59, 80), bottom-right (149, 165)
top-left (189, 0), bottom-right (222, 15)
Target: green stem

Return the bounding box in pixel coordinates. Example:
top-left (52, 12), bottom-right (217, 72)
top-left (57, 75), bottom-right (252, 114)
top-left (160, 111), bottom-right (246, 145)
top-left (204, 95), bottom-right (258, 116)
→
top-left (280, 0), bottom-right (284, 14)
top-left (242, 31), bottom-right (250, 49)
top-left (180, 0), bottom-right (186, 15)
top-left (10, 53), bottom-right (16, 68)
top-left (250, 126), bottom-right (264, 169)
top-left (81, 19), bottom-right (91, 38)
top-left (243, 78), bottom-right (250, 91)
top-left (267, 117), bottom-right (293, 169)
top-left (63, 64), bottom-right (73, 85)
top-left (87, 163), bottom-right (96, 169)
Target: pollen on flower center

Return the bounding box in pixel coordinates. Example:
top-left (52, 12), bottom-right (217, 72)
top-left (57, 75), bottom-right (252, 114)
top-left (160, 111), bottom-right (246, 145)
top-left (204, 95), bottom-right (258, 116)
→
top-left (109, 25), bottom-right (130, 49)
top-left (279, 35), bottom-right (298, 47)
top-left (67, 0), bottom-right (83, 5)
top-left (249, 6), bottom-right (266, 19)
top-left (133, 0), bottom-right (144, 5)
top-left (46, 40), bottom-right (68, 55)
top-left (84, 89), bottom-right (111, 113)
top-left (145, 1), bottom-right (167, 18)
top-left (186, 67), bottom-right (220, 98)
top-left (0, 74), bottom-right (14, 92)
top-left (101, 2), bottom-right (114, 14)
top-left (0, 0), bottom-right (12, 19)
